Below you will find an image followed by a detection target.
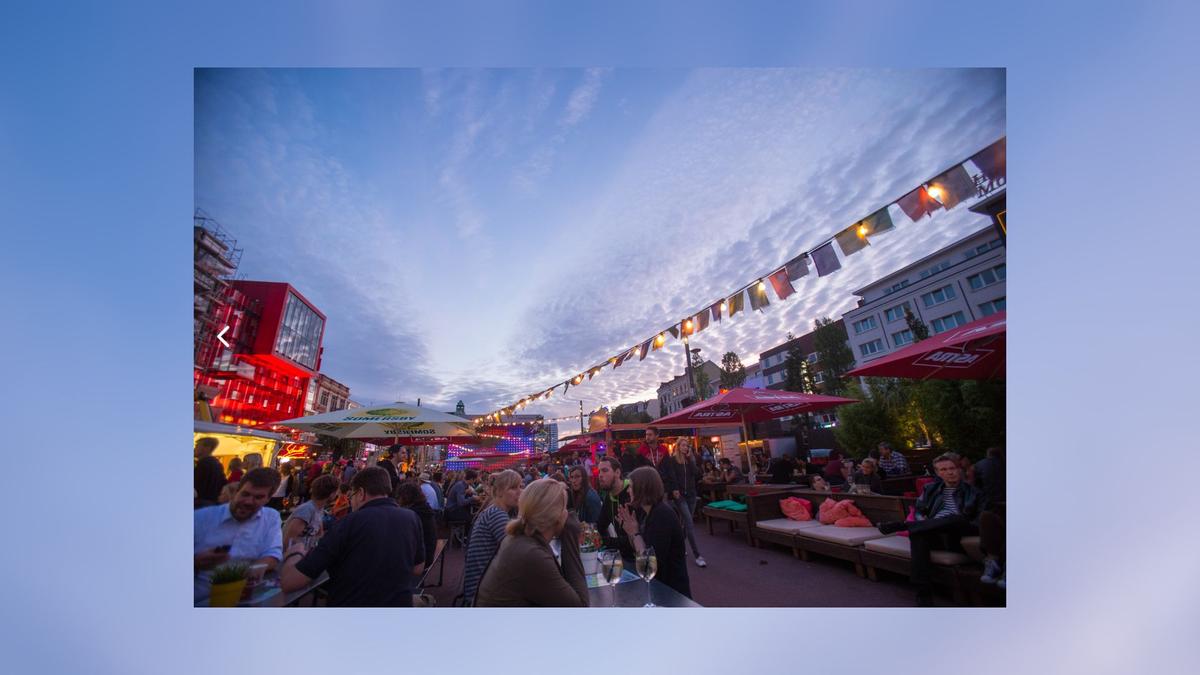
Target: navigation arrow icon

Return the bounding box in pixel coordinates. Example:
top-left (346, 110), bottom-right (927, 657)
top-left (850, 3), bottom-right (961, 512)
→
top-left (217, 326), bottom-right (231, 348)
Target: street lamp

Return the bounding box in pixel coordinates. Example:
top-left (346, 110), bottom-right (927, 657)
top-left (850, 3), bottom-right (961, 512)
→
top-left (683, 332), bottom-right (702, 401)
top-left (563, 397), bottom-right (586, 434)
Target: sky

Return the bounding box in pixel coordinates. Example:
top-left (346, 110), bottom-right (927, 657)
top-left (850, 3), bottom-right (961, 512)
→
top-left (195, 68), bottom-right (1005, 423)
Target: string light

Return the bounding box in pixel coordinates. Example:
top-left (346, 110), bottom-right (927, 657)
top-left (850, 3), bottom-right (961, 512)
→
top-left (857, 223), bottom-right (869, 238)
top-left (927, 185), bottom-right (945, 202)
top-left (684, 318), bottom-right (693, 332)
top-left (756, 280), bottom-right (767, 293)
top-left (655, 333), bottom-right (665, 347)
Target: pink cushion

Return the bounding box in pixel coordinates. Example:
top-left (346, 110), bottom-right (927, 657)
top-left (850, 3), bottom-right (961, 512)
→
top-left (780, 497), bottom-right (813, 521)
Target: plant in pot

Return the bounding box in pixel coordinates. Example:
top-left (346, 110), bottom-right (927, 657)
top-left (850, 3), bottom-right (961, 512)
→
top-left (579, 524), bottom-right (601, 577)
top-left (209, 561), bottom-right (250, 607)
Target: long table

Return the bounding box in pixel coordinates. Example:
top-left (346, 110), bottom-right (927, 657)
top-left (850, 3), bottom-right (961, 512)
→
top-left (586, 570), bottom-right (702, 608)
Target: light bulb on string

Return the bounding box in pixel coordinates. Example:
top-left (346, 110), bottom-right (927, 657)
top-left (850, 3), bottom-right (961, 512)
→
top-left (927, 185), bottom-right (945, 203)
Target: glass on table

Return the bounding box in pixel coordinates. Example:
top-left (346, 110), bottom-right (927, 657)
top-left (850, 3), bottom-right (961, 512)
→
top-left (635, 546), bottom-right (657, 608)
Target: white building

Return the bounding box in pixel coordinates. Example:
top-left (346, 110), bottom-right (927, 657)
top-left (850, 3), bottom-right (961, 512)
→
top-left (842, 225), bottom-right (1006, 365)
top-left (656, 360), bottom-right (723, 416)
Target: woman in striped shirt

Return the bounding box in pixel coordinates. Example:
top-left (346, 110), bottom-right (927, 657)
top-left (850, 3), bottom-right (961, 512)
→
top-left (461, 469), bottom-right (523, 605)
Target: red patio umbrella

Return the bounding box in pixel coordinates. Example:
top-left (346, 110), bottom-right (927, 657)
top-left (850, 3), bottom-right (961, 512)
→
top-left (653, 388), bottom-right (858, 478)
top-left (845, 311), bottom-right (1005, 380)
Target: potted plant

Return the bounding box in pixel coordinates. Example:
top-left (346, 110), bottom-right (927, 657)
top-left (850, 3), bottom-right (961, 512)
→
top-left (579, 524), bottom-right (601, 576)
top-left (208, 561), bottom-right (250, 607)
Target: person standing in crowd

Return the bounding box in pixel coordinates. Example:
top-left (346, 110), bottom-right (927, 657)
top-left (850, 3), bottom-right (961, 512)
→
top-left (430, 471), bottom-right (446, 512)
top-left (446, 469), bottom-right (479, 524)
top-left (876, 442), bottom-right (910, 476)
top-left (280, 467), bottom-right (425, 607)
top-left (474, 478), bottom-right (588, 607)
top-left (283, 474), bottom-right (338, 546)
top-left (877, 453), bottom-right (982, 606)
top-left (566, 466), bottom-right (601, 525)
top-left (194, 468), bottom-right (284, 602)
top-left (852, 457), bottom-right (884, 494)
top-left (662, 437), bottom-right (707, 568)
top-left (823, 449), bottom-right (846, 486)
top-left (637, 427), bottom-right (669, 467)
top-left (719, 457), bottom-right (746, 485)
top-left (243, 452), bottom-right (263, 472)
top-left (194, 437), bottom-right (226, 509)
top-left (461, 469), bottom-right (523, 606)
top-left (340, 459), bottom-right (357, 486)
top-left (269, 463), bottom-right (294, 511)
top-left (974, 447), bottom-right (1006, 588)
top-left (396, 481), bottom-right (438, 573)
top-left (595, 458), bottom-right (635, 562)
top-left (617, 466), bottom-right (692, 599)
top-left (418, 472), bottom-right (439, 512)
top-left (225, 456), bottom-right (244, 484)
top-left (377, 450), bottom-right (401, 494)
top-left (768, 453), bottom-right (798, 484)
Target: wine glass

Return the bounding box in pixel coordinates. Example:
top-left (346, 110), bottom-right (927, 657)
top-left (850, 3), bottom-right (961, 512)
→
top-left (599, 549), bottom-right (623, 607)
top-left (635, 545), bottom-right (657, 607)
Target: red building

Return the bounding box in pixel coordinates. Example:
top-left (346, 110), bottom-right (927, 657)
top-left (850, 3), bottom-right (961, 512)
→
top-left (195, 281), bottom-right (326, 428)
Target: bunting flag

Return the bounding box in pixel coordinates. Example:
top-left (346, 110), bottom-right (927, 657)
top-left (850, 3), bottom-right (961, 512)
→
top-left (835, 224), bottom-right (870, 257)
top-left (667, 325), bottom-right (680, 339)
top-left (784, 254), bottom-right (809, 282)
top-left (613, 351), bottom-right (630, 369)
top-left (811, 241), bottom-right (842, 276)
top-left (971, 137), bottom-right (1006, 182)
top-left (651, 334), bottom-right (665, 352)
top-left (896, 185), bottom-right (942, 221)
top-left (710, 300), bottom-right (723, 323)
top-left (696, 310), bottom-right (710, 332)
top-left (927, 164), bottom-right (976, 210)
top-left (858, 207), bottom-right (894, 237)
top-left (768, 267), bottom-right (795, 300)
top-left (562, 381), bottom-right (571, 396)
top-left (748, 281), bottom-right (770, 311)
top-left (728, 290), bottom-right (745, 317)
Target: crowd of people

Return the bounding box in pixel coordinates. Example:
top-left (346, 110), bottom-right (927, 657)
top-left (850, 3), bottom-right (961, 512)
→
top-left (194, 429), bottom-right (1004, 608)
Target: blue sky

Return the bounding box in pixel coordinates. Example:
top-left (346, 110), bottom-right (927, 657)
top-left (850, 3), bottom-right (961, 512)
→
top-left (196, 68), bottom-right (1004, 419)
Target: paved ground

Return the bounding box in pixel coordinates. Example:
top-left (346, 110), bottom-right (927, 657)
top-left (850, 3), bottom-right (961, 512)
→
top-left (422, 519), bottom-right (960, 608)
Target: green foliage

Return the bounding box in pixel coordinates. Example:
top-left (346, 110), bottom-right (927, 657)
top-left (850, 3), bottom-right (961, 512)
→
top-left (833, 380), bottom-right (899, 457)
top-left (689, 350), bottom-right (713, 400)
top-left (719, 351), bottom-right (747, 389)
top-left (783, 333), bottom-right (814, 393)
top-left (612, 406), bottom-right (653, 425)
top-left (905, 306), bottom-right (931, 343)
top-left (211, 561), bottom-right (250, 584)
top-left (317, 434), bottom-right (363, 461)
top-left (812, 317), bottom-right (855, 394)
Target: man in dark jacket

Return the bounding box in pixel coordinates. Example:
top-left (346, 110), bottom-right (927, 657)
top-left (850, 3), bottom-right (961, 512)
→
top-left (377, 448), bottom-right (402, 495)
top-left (878, 452), bottom-right (981, 606)
top-left (595, 458), bottom-right (635, 562)
top-left (194, 437), bottom-right (227, 508)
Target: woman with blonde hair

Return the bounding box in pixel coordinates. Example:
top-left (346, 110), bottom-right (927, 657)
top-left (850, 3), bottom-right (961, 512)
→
top-left (461, 469), bottom-right (523, 605)
top-left (661, 437), bottom-right (706, 567)
top-left (474, 478), bottom-right (588, 607)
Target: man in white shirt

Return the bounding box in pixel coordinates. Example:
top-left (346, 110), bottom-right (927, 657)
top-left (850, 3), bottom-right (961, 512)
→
top-left (419, 473), bottom-right (439, 511)
top-left (194, 468), bottom-right (284, 603)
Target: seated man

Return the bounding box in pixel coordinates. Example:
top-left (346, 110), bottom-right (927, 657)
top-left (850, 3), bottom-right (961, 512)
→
top-left (194, 467), bottom-right (284, 603)
top-left (594, 458), bottom-right (635, 563)
top-left (876, 441), bottom-right (910, 476)
top-left (878, 452), bottom-right (981, 606)
top-left (767, 453), bottom-right (798, 484)
top-left (851, 457), bottom-right (884, 494)
top-left (280, 467), bottom-right (425, 607)
top-left (719, 457), bottom-right (746, 485)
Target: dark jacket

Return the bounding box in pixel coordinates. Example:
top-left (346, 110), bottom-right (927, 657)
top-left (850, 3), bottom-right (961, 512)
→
top-left (660, 457), bottom-right (700, 498)
top-left (851, 470), bottom-right (883, 494)
top-left (915, 480), bottom-right (981, 523)
top-left (474, 518), bottom-right (589, 607)
top-left (405, 498), bottom-right (438, 568)
top-left (639, 501), bottom-right (692, 599)
top-left (768, 456), bottom-right (798, 484)
top-left (194, 456), bottom-right (227, 507)
top-left (378, 461), bottom-right (401, 495)
top-left (568, 487), bottom-right (602, 525)
top-left (596, 481), bottom-right (635, 560)
top-left (973, 457), bottom-right (1005, 510)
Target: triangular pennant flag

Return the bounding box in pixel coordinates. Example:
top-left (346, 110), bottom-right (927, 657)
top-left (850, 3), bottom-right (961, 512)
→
top-left (667, 325), bottom-right (680, 339)
top-left (696, 311), bottom-right (710, 333)
top-left (562, 381), bottom-right (571, 396)
top-left (835, 224), bottom-right (870, 257)
top-left (728, 290), bottom-right (745, 317)
top-left (639, 339), bottom-right (652, 361)
top-left (710, 300), bottom-right (723, 323)
top-left (811, 241), bottom-right (842, 277)
top-left (971, 137), bottom-right (1006, 182)
top-left (748, 281), bottom-right (770, 311)
top-left (613, 352), bottom-right (629, 369)
top-left (858, 207), bottom-right (894, 237)
top-left (784, 254), bottom-right (809, 282)
top-left (896, 186), bottom-right (943, 221)
top-left (927, 164), bottom-right (976, 210)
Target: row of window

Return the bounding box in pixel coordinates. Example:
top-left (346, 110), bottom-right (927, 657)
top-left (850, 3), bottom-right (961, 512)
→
top-left (852, 316), bottom-right (877, 334)
top-left (963, 238), bottom-right (1003, 260)
top-left (918, 260), bottom-right (951, 279)
top-left (882, 279), bottom-right (911, 297)
top-left (968, 263), bottom-right (1006, 291)
top-left (862, 305), bottom-right (996, 357)
top-left (762, 351), bottom-right (820, 368)
top-left (764, 371), bottom-right (824, 385)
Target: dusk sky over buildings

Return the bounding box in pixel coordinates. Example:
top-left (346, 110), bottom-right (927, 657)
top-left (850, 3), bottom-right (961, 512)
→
top-left (195, 67), bottom-right (1005, 425)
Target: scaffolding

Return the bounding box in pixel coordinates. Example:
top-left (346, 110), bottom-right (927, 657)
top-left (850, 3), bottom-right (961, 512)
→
top-left (193, 209), bottom-right (244, 374)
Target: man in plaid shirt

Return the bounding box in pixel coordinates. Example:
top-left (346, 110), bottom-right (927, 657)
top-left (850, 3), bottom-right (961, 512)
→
top-left (877, 442), bottom-right (910, 476)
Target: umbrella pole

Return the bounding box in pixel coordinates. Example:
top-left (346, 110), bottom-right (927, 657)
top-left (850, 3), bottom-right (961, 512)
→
top-left (741, 412), bottom-right (754, 485)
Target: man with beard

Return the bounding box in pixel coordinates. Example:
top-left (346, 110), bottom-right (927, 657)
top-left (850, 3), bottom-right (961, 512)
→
top-left (594, 457), bottom-right (635, 562)
top-left (193, 467), bottom-right (284, 603)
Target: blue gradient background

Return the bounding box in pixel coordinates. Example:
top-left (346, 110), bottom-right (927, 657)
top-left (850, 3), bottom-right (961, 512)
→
top-left (1, 2), bottom-right (1197, 673)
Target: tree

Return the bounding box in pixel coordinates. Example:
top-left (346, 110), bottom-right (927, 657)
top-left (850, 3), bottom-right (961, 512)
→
top-left (905, 306), bottom-right (931, 343)
top-left (782, 332), bottom-right (814, 393)
top-left (833, 380), bottom-right (899, 457)
top-left (719, 351), bottom-right (747, 390)
top-left (690, 350), bottom-right (713, 400)
top-left (316, 434), bottom-right (363, 462)
top-left (612, 405), bottom-right (653, 425)
top-left (812, 317), bottom-right (855, 394)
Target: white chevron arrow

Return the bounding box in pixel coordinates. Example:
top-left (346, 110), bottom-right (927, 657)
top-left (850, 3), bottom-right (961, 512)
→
top-left (217, 326), bottom-right (230, 348)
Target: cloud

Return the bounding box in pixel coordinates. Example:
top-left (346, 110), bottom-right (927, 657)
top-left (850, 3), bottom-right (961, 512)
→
top-left (511, 68), bottom-right (611, 196)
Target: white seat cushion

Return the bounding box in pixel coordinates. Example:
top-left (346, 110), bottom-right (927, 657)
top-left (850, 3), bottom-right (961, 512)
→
top-left (863, 535), bottom-right (970, 565)
top-left (796, 524), bottom-right (888, 546)
top-left (755, 518), bottom-right (823, 534)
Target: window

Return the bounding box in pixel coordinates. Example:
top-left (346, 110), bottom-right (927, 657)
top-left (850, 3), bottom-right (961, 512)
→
top-left (885, 302), bottom-right (912, 323)
top-left (963, 238), bottom-right (1003, 260)
top-left (892, 329), bottom-right (914, 347)
top-left (806, 352), bottom-right (818, 364)
top-left (860, 339), bottom-right (884, 357)
top-left (319, 391), bottom-right (330, 407)
top-left (921, 285), bottom-right (956, 308)
top-left (979, 297), bottom-right (1006, 316)
top-left (919, 260), bottom-right (951, 279)
top-left (273, 292), bottom-right (324, 370)
top-left (852, 316), bottom-right (877, 334)
top-left (968, 264), bottom-right (1007, 291)
top-left (882, 279), bottom-right (911, 296)
top-left (931, 311), bottom-right (967, 334)
top-left (813, 371), bottom-right (825, 384)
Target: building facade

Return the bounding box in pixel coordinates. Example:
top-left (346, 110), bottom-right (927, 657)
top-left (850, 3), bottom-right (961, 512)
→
top-left (741, 361), bottom-right (764, 390)
top-left (304, 373), bottom-right (352, 415)
top-left (842, 225), bottom-right (1006, 365)
top-left (757, 320), bottom-right (845, 393)
top-left (656, 360), bottom-right (723, 416)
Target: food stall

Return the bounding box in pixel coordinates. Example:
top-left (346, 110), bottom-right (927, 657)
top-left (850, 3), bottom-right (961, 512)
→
top-left (194, 420), bottom-right (288, 469)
